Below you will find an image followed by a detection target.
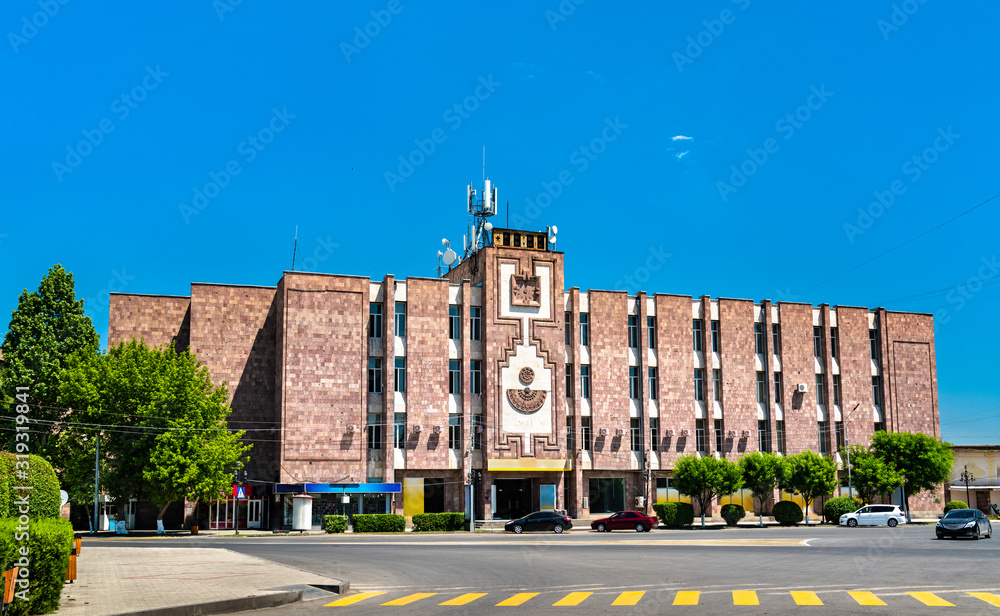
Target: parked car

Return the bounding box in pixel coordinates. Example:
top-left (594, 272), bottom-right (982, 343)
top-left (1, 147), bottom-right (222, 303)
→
top-left (590, 510), bottom-right (657, 532)
top-left (504, 511), bottom-right (573, 534)
top-left (839, 505), bottom-right (907, 527)
top-left (936, 508), bottom-right (993, 540)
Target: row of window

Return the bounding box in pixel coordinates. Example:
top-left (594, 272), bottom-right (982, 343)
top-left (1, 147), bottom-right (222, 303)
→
top-left (368, 303), bottom-right (483, 342)
top-left (368, 413), bottom-right (482, 451)
top-left (367, 358), bottom-right (484, 395)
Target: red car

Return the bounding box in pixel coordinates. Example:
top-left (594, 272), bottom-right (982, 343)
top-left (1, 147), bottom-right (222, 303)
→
top-left (591, 510), bottom-right (657, 532)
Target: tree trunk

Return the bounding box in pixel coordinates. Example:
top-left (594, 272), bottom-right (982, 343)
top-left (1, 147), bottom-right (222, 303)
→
top-left (156, 501), bottom-right (172, 521)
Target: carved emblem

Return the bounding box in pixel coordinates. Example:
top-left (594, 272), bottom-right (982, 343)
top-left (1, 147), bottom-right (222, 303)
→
top-left (507, 387), bottom-right (547, 413)
top-left (519, 367), bottom-right (535, 384)
top-left (510, 274), bottom-right (541, 307)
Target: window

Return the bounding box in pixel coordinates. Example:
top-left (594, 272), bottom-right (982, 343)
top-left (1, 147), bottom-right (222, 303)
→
top-left (874, 421), bottom-right (886, 433)
top-left (694, 369), bottom-right (705, 401)
top-left (472, 414), bottom-right (482, 450)
top-left (713, 369), bottom-right (722, 402)
top-left (368, 303), bottom-right (383, 338)
top-left (647, 317), bottom-right (656, 348)
top-left (395, 302), bottom-right (406, 337)
top-left (628, 315), bottom-right (639, 348)
top-left (368, 358), bottom-right (382, 393)
top-left (830, 327), bottom-right (839, 359)
top-left (773, 372), bottom-right (783, 404)
top-left (869, 327), bottom-right (880, 360)
top-left (695, 418), bottom-right (707, 454)
top-left (832, 375), bottom-right (841, 406)
top-left (448, 359), bottom-right (461, 394)
top-left (835, 420), bottom-right (845, 452)
top-left (758, 420), bottom-right (771, 453)
top-left (470, 360), bottom-right (482, 395)
top-left (711, 320), bottom-right (720, 353)
top-left (565, 364), bottom-right (573, 398)
top-left (715, 419), bottom-right (725, 455)
top-left (470, 306), bottom-right (481, 342)
top-left (566, 417), bottom-right (574, 452)
top-left (629, 366), bottom-right (640, 399)
top-left (581, 416), bottom-right (592, 451)
top-left (818, 421), bottom-right (830, 455)
top-left (648, 367), bottom-right (658, 399)
top-left (650, 417), bottom-right (659, 452)
top-left (367, 413), bottom-right (382, 450)
top-left (393, 413), bottom-right (406, 449)
top-left (772, 323), bottom-right (781, 355)
top-left (448, 415), bottom-right (462, 450)
top-left (565, 311), bottom-right (572, 345)
top-left (814, 326), bottom-right (823, 358)
top-left (872, 375), bottom-right (883, 407)
top-left (775, 420), bottom-right (786, 454)
top-left (394, 357), bottom-right (406, 393)
top-left (693, 319), bottom-right (703, 352)
top-left (449, 305), bottom-right (461, 340)
top-left (756, 371), bottom-right (767, 403)
top-left (815, 374), bottom-right (826, 404)
top-left (754, 322), bottom-right (764, 354)
top-left (580, 313), bottom-right (590, 346)
top-left (580, 365), bottom-right (591, 399)
top-left (631, 418), bottom-right (642, 452)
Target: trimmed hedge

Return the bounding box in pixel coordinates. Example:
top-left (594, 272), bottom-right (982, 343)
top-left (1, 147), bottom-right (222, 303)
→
top-left (351, 514), bottom-right (405, 533)
top-left (652, 502), bottom-right (695, 528)
top-left (323, 515), bottom-right (348, 534)
top-left (0, 517), bottom-right (74, 616)
top-left (944, 500), bottom-right (967, 513)
top-left (772, 501), bottom-right (803, 526)
top-left (411, 512), bottom-right (467, 532)
top-left (823, 496), bottom-right (861, 524)
top-left (720, 504), bottom-right (746, 527)
top-left (0, 453), bottom-right (62, 520)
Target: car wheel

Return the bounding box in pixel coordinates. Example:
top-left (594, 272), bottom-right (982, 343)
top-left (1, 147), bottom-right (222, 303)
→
top-left (888, 518), bottom-right (898, 528)
top-left (597, 523), bottom-right (606, 532)
top-left (635, 523), bottom-right (645, 532)
top-left (973, 526), bottom-right (981, 540)
top-left (988, 525), bottom-right (993, 539)
top-left (847, 519), bottom-right (858, 528)
top-left (553, 525), bottom-right (564, 534)
top-left (936, 534), bottom-right (944, 540)
top-left (513, 524), bottom-right (523, 534)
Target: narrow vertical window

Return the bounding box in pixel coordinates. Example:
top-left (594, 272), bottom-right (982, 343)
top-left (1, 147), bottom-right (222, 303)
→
top-left (368, 303), bottom-right (383, 338)
top-left (631, 417), bottom-right (642, 452)
top-left (814, 326), bottom-right (823, 358)
top-left (470, 306), bottom-right (481, 341)
top-left (754, 322), bottom-right (764, 354)
top-left (581, 416), bottom-right (592, 451)
top-left (395, 302), bottom-right (406, 337)
top-left (647, 316), bottom-right (656, 349)
top-left (448, 359), bottom-right (461, 394)
top-left (818, 421), bottom-right (830, 455)
top-left (472, 414), bottom-right (482, 450)
top-left (694, 369), bottom-right (705, 402)
top-left (874, 420), bottom-right (886, 433)
top-left (815, 374), bottom-right (826, 403)
top-left (629, 366), bottom-right (640, 399)
top-left (772, 323), bottom-right (781, 355)
top-left (449, 415), bottom-right (462, 450)
top-left (648, 367), bottom-right (658, 399)
top-left (711, 320), bottom-right (720, 353)
top-left (580, 365), bottom-right (591, 399)
top-left (393, 413), bottom-right (406, 449)
top-left (830, 327), bottom-right (839, 359)
top-left (872, 375), bottom-right (883, 407)
top-left (368, 358), bottom-right (383, 394)
top-left (566, 417), bottom-right (574, 452)
top-left (649, 417), bottom-right (659, 452)
top-left (693, 320), bottom-right (703, 352)
top-left (564, 311), bottom-right (572, 345)
top-left (713, 369), bottom-right (722, 402)
top-left (775, 420), bottom-right (786, 454)
top-left (832, 375), bottom-right (841, 406)
top-left (580, 313), bottom-right (590, 346)
top-left (449, 305), bottom-right (461, 340)
top-left (773, 372), bottom-right (783, 404)
top-left (758, 420), bottom-right (771, 453)
top-left (870, 328), bottom-right (880, 360)
top-left (367, 413), bottom-right (383, 450)
top-left (394, 357), bottom-right (406, 393)
top-left (715, 419), bottom-right (725, 455)
top-left (628, 315), bottom-right (639, 348)
top-left (835, 421), bottom-right (845, 452)
top-left (695, 418), bottom-right (707, 454)
top-left (756, 371), bottom-right (766, 403)
top-left (565, 364), bottom-right (573, 398)
top-left (470, 360), bottom-right (482, 395)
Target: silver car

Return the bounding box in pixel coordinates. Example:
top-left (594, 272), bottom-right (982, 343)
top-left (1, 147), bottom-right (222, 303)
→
top-left (840, 504), bottom-right (907, 527)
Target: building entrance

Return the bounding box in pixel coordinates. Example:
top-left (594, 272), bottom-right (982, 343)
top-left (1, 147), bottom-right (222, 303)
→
top-left (494, 479), bottom-right (531, 520)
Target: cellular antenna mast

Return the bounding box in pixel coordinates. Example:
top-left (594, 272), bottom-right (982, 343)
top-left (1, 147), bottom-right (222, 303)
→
top-left (465, 167), bottom-right (497, 259)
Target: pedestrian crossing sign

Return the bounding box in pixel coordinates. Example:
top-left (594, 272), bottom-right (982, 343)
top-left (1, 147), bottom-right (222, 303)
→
top-left (232, 485), bottom-right (250, 499)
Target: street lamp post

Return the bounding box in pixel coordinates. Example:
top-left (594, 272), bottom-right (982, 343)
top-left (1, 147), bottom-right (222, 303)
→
top-left (844, 403), bottom-right (860, 500)
top-left (960, 464), bottom-right (974, 507)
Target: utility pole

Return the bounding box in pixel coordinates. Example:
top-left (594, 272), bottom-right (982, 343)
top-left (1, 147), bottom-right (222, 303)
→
top-left (92, 437), bottom-right (100, 535)
top-left (960, 464), bottom-right (974, 508)
top-left (845, 403), bottom-right (860, 500)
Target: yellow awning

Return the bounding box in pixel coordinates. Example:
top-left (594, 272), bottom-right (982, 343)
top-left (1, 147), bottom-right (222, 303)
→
top-left (487, 459), bottom-right (572, 471)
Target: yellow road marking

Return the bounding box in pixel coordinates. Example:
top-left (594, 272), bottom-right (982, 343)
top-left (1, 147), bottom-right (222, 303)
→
top-left (790, 591), bottom-right (823, 606)
top-left (908, 591), bottom-right (955, 607)
top-left (439, 593), bottom-right (487, 606)
top-left (553, 592), bottom-right (592, 606)
top-left (382, 593), bottom-right (437, 606)
top-left (497, 593), bottom-right (539, 606)
top-left (733, 590), bottom-right (760, 606)
top-left (848, 591), bottom-right (887, 606)
top-left (612, 591), bottom-right (645, 606)
top-left (324, 592), bottom-right (385, 606)
top-left (969, 592), bottom-right (1000, 607)
top-left (673, 591), bottom-right (700, 605)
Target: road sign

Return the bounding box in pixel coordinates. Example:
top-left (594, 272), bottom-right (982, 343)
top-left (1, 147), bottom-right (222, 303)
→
top-left (232, 485), bottom-right (251, 499)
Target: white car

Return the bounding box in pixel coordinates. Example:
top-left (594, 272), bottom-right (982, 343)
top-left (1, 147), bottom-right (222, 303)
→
top-left (840, 505), bottom-right (907, 527)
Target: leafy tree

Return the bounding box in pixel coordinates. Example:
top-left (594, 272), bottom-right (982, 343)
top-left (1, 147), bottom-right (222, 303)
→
top-left (845, 444), bottom-right (903, 506)
top-left (781, 451), bottom-right (838, 525)
top-left (870, 431), bottom-right (952, 520)
top-left (740, 452), bottom-right (786, 527)
top-left (672, 455), bottom-right (744, 527)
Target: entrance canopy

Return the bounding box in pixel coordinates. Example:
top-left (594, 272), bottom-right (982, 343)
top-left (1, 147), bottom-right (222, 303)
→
top-left (275, 482), bottom-right (402, 494)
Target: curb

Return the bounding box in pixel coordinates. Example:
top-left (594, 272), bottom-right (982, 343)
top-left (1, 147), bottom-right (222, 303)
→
top-left (109, 590), bottom-right (303, 616)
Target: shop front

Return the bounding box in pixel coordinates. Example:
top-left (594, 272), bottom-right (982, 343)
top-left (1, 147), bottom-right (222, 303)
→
top-left (275, 482), bottom-right (402, 529)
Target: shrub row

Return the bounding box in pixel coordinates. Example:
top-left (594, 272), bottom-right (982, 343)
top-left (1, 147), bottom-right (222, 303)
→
top-left (720, 504), bottom-right (746, 527)
top-left (0, 517), bottom-right (74, 616)
top-left (351, 514), bottom-right (405, 533)
top-left (772, 501), bottom-right (803, 525)
top-left (823, 496), bottom-right (861, 524)
top-left (0, 454), bottom-right (62, 520)
top-left (652, 502), bottom-right (695, 528)
top-left (944, 500), bottom-right (967, 513)
top-left (322, 515), bottom-right (348, 534)
top-left (411, 512), bottom-right (467, 532)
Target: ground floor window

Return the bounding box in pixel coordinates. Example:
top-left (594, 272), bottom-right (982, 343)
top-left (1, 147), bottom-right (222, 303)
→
top-left (425, 478), bottom-right (445, 513)
top-left (589, 478), bottom-right (625, 514)
top-left (654, 477), bottom-right (691, 505)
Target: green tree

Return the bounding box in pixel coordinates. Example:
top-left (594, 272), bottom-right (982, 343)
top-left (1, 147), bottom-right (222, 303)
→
top-left (672, 455), bottom-right (744, 527)
top-left (781, 451), bottom-right (838, 525)
top-left (870, 431), bottom-right (952, 520)
top-left (740, 452), bottom-right (786, 527)
top-left (1, 265), bottom-right (99, 459)
top-left (845, 445), bottom-right (903, 506)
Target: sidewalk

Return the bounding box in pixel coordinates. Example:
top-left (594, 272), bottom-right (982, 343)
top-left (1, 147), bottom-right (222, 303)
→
top-left (59, 546), bottom-right (347, 616)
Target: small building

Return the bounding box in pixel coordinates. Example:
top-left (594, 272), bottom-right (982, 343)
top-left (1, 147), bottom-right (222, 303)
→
top-left (945, 445), bottom-right (1000, 513)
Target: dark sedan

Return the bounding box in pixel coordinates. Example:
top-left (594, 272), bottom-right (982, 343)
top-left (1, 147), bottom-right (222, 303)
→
top-left (591, 510), bottom-right (657, 532)
top-left (936, 508), bottom-right (993, 539)
top-left (504, 511), bottom-right (573, 534)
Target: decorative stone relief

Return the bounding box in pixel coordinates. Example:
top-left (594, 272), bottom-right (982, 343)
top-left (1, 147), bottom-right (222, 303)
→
top-left (510, 274), bottom-right (541, 307)
top-left (507, 387), bottom-right (547, 414)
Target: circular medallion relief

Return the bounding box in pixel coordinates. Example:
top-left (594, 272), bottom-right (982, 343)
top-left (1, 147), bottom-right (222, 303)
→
top-left (519, 367), bottom-right (535, 384)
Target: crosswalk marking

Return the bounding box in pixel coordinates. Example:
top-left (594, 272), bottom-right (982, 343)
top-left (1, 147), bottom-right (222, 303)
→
top-left (553, 592), bottom-right (593, 606)
top-left (612, 591), bottom-right (645, 606)
top-left (848, 591), bottom-right (887, 606)
top-left (968, 592), bottom-right (1000, 607)
top-left (439, 593), bottom-right (487, 606)
top-left (790, 591), bottom-right (823, 606)
top-left (673, 591), bottom-right (700, 605)
top-left (908, 591), bottom-right (955, 607)
top-left (496, 593), bottom-right (539, 606)
top-left (325, 591), bottom-right (385, 607)
top-left (733, 590), bottom-right (760, 606)
top-left (381, 593), bottom-right (437, 606)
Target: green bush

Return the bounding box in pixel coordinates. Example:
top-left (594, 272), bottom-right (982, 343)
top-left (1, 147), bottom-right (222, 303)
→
top-left (411, 512), bottom-right (467, 532)
top-left (0, 453), bottom-right (62, 520)
top-left (652, 502), bottom-right (695, 528)
top-left (0, 517), bottom-right (74, 616)
top-left (823, 496), bottom-right (861, 524)
top-left (323, 515), bottom-right (348, 534)
top-left (944, 500), bottom-right (967, 513)
top-left (720, 504), bottom-right (746, 527)
top-left (772, 501), bottom-right (803, 526)
top-left (351, 514), bottom-right (405, 533)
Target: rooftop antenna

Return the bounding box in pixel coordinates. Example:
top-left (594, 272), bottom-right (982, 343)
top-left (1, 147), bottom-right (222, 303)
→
top-left (438, 238), bottom-right (456, 277)
top-left (291, 225), bottom-right (298, 271)
top-left (464, 162), bottom-right (498, 259)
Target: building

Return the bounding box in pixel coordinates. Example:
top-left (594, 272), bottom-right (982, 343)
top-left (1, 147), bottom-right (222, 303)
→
top-left (945, 446), bottom-right (1000, 514)
top-left (108, 185), bottom-right (943, 529)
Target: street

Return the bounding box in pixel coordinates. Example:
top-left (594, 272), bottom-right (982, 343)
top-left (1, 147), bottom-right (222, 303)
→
top-left (88, 523), bottom-right (1000, 615)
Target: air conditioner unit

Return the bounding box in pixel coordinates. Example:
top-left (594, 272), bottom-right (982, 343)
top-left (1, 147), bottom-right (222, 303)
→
top-left (432, 425), bottom-right (443, 434)
top-left (635, 496), bottom-right (645, 508)
top-left (598, 428), bottom-right (609, 437)
top-left (412, 424), bottom-right (422, 433)
top-left (680, 429), bottom-right (691, 437)
top-left (741, 430), bottom-right (752, 438)
top-left (727, 430), bottom-right (737, 438)
top-left (615, 428), bottom-right (625, 437)
top-left (665, 428), bottom-right (675, 437)
top-left (474, 425), bottom-right (484, 433)
top-left (346, 424), bottom-right (358, 433)
top-left (797, 383), bottom-right (808, 393)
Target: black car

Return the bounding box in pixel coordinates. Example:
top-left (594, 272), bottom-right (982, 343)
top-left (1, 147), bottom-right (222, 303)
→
top-left (936, 508), bottom-right (993, 540)
top-left (504, 511), bottom-right (573, 534)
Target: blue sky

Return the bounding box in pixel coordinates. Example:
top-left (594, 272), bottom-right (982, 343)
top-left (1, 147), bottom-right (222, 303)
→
top-left (2, 1), bottom-right (997, 445)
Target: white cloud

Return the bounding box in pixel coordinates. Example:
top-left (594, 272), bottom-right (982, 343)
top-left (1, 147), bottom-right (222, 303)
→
top-left (672, 135), bottom-right (693, 141)
top-left (676, 151), bottom-right (689, 159)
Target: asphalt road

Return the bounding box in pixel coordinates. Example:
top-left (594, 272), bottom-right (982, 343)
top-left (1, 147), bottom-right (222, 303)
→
top-left (92, 523), bottom-right (1000, 615)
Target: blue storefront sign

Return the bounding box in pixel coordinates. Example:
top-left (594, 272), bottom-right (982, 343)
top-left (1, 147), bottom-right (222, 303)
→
top-left (275, 482), bottom-right (402, 494)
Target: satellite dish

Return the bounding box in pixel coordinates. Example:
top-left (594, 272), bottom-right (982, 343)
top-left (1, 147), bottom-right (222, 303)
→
top-left (550, 225), bottom-right (558, 234)
top-left (484, 221), bottom-right (493, 232)
top-left (443, 248), bottom-right (457, 266)
top-left (60, 490), bottom-right (69, 506)
top-left (549, 235), bottom-right (557, 244)
top-left (441, 238), bottom-right (450, 247)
